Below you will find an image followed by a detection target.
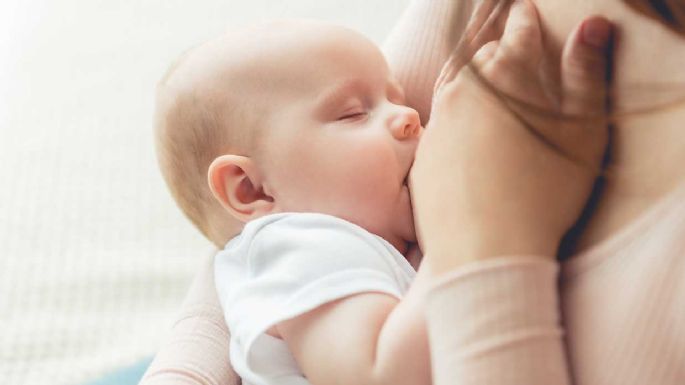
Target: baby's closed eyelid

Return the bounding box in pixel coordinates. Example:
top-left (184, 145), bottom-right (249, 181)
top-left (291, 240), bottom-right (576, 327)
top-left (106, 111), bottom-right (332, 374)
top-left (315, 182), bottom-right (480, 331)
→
top-left (336, 99), bottom-right (367, 119)
top-left (338, 110), bottom-right (367, 120)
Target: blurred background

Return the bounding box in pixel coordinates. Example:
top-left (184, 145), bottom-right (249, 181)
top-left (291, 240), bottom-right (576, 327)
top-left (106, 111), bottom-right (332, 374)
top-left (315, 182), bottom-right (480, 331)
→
top-left (0, 1), bottom-right (409, 384)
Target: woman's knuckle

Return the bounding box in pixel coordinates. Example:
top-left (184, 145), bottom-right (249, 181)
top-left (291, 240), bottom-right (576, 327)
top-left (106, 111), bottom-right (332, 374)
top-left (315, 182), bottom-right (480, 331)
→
top-left (567, 51), bottom-right (605, 79)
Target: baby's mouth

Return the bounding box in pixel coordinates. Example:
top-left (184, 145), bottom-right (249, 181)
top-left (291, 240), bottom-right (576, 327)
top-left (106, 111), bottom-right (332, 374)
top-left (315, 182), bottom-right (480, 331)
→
top-left (401, 174), bottom-right (410, 191)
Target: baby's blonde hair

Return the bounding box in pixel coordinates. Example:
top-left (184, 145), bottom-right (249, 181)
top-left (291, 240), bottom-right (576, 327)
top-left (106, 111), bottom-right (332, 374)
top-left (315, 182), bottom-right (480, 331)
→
top-left (154, 47), bottom-right (265, 247)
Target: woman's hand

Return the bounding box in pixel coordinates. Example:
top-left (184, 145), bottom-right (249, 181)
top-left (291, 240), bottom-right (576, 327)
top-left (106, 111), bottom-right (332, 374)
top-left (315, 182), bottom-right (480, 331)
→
top-left (410, 0), bottom-right (614, 273)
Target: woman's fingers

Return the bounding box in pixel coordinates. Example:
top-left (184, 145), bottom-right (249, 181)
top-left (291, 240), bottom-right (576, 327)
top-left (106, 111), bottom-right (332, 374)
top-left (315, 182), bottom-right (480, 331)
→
top-left (470, 0), bottom-right (544, 106)
top-left (432, 0), bottom-right (539, 103)
top-left (471, 40), bottom-right (499, 69)
top-left (499, 0), bottom-right (542, 64)
top-left (555, 16), bottom-right (614, 174)
top-left (561, 16), bottom-right (614, 116)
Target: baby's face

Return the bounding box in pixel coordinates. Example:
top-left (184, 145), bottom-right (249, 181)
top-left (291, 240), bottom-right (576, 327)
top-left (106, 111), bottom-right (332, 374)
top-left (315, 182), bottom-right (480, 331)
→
top-left (253, 21), bottom-right (423, 254)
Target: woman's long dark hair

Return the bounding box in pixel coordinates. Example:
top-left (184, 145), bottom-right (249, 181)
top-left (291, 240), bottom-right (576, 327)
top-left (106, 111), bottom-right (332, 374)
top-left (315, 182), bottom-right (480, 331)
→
top-left (624, 0), bottom-right (685, 35)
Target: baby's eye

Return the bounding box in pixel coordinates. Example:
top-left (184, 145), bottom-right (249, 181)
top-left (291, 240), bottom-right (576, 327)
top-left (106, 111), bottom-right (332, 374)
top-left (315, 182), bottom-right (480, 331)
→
top-left (338, 112), bottom-right (366, 120)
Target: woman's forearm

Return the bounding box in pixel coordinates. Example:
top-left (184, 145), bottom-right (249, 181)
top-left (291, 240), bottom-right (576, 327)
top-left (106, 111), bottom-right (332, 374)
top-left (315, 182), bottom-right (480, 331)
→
top-left (424, 256), bottom-right (571, 385)
top-left (139, 253), bottom-right (239, 385)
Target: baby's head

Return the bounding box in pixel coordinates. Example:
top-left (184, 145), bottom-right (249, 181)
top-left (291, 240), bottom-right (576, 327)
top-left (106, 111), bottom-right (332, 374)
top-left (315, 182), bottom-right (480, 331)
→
top-left (155, 19), bottom-right (422, 254)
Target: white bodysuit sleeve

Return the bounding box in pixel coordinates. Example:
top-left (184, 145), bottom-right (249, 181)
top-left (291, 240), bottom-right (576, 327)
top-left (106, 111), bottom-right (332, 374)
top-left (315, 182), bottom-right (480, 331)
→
top-left (214, 213), bottom-right (415, 375)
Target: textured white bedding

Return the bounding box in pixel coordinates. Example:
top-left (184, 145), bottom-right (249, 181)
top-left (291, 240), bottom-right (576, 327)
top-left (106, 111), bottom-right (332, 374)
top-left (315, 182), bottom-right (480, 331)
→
top-left (0, 1), bottom-right (408, 384)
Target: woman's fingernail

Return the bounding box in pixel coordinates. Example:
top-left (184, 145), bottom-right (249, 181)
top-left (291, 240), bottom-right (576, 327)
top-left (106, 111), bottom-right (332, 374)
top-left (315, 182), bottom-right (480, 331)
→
top-left (582, 18), bottom-right (612, 49)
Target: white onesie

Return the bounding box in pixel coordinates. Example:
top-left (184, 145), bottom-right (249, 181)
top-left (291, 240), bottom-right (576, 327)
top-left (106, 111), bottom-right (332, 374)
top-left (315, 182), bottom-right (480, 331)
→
top-left (214, 212), bottom-right (416, 385)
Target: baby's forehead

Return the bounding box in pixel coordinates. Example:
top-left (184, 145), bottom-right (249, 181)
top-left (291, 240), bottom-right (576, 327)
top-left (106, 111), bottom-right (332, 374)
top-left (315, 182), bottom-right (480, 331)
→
top-left (250, 22), bottom-right (383, 69)
top-left (169, 20), bottom-right (391, 116)
top-left (177, 20), bottom-right (385, 82)
top-left (230, 23), bottom-right (387, 89)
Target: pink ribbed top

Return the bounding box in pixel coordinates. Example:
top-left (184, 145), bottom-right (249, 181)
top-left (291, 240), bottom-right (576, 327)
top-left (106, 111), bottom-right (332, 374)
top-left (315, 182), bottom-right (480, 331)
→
top-left (425, 181), bottom-right (685, 385)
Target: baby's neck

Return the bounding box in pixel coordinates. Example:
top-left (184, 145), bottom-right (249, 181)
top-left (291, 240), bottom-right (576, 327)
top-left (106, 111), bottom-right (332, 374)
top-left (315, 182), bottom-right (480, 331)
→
top-left (404, 242), bottom-right (423, 271)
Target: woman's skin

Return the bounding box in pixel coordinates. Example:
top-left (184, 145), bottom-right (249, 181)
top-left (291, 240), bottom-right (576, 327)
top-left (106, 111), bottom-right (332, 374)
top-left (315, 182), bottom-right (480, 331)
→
top-left (410, 0), bottom-right (685, 276)
top-left (411, 0), bottom-right (614, 273)
top-left (532, 0), bottom-right (685, 253)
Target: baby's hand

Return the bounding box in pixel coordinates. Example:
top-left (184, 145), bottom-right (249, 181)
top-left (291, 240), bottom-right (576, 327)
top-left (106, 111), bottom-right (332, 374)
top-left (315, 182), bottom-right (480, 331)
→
top-left (410, 0), bottom-right (613, 272)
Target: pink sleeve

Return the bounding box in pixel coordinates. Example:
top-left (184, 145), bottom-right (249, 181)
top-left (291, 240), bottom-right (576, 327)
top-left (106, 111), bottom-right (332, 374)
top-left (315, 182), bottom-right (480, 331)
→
top-left (425, 257), bottom-right (571, 385)
top-left (139, 253), bottom-right (241, 385)
top-left (381, 0), bottom-right (461, 126)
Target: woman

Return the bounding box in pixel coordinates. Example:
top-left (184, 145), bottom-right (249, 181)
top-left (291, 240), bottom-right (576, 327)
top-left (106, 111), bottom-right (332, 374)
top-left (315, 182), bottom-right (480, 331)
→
top-left (140, 0), bottom-right (684, 384)
top-left (414, 1), bottom-right (685, 384)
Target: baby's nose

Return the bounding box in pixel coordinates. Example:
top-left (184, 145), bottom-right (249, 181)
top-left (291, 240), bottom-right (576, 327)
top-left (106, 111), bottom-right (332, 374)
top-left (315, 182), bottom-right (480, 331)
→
top-left (391, 107), bottom-right (421, 140)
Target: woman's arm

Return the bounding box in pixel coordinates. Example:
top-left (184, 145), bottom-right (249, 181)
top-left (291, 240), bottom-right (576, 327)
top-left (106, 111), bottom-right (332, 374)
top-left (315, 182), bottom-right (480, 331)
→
top-left (139, 252), bottom-right (240, 385)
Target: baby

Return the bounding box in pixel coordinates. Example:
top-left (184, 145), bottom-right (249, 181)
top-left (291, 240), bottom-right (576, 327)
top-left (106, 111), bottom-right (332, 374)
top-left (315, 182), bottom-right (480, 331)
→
top-left (155, 19), bottom-right (430, 385)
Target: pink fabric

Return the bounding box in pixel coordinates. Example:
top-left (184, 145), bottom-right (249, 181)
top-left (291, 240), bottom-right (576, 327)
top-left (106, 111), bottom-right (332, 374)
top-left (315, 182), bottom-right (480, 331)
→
top-left (141, 0), bottom-right (685, 384)
top-left (560, 181), bottom-right (685, 384)
top-left (380, 0), bottom-right (456, 126)
top-left (425, 181), bottom-right (685, 385)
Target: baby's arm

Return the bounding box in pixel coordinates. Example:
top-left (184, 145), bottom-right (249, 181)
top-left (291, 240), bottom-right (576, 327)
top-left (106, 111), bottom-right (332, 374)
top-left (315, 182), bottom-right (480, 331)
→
top-left (277, 266), bottom-right (435, 385)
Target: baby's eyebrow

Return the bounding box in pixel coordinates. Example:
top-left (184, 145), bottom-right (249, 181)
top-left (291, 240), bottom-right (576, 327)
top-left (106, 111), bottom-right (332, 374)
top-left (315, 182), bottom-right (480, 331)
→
top-left (388, 80), bottom-right (406, 103)
top-left (314, 79), bottom-right (365, 113)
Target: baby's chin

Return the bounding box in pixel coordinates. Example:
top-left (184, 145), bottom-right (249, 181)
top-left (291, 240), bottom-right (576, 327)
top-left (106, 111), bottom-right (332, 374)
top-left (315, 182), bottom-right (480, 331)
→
top-left (398, 227), bottom-right (418, 257)
top-left (399, 184), bottom-right (417, 241)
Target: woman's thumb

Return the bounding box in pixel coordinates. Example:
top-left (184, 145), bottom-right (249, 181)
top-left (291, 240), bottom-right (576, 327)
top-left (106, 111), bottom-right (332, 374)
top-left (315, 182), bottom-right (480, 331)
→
top-left (561, 16), bottom-right (614, 116)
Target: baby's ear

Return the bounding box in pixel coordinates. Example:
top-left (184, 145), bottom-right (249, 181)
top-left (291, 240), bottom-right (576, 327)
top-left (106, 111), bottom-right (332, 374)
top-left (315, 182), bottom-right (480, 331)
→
top-left (208, 155), bottom-right (276, 222)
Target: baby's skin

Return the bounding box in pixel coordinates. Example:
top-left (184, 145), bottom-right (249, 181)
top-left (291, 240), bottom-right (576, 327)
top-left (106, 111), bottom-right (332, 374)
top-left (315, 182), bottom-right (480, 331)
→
top-left (193, 20), bottom-right (422, 256)
top-left (156, 19), bottom-right (422, 258)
